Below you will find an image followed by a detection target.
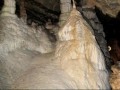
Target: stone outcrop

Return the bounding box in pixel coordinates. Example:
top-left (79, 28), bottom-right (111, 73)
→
top-left (0, 0), bottom-right (117, 89)
top-left (0, 0), bottom-right (53, 54)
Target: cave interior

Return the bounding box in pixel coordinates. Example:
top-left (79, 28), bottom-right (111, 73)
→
top-left (0, 0), bottom-right (120, 89)
top-left (0, 0), bottom-right (120, 63)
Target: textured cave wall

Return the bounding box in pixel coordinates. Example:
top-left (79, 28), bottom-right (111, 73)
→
top-left (58, 0), bottom-right (112, 71)
top-left (95, 8), bottom-right (120, 63)
top-left (0, 0), bottom-right (53, 88)
top-left (0, 0), bottom-right (120, 89)
top-left (81, 0), bottom-right (120, 17)
top-left (43, 0), bottom-right (120, 65)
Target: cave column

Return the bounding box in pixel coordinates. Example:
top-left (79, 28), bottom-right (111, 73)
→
top-left (59, 0), bottom-right (72, 27)
top-left (1, 0), bottom-right (16, 17)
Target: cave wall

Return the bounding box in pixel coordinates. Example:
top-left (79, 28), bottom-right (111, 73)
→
top-left (0, 0), bottom-right (120, 89)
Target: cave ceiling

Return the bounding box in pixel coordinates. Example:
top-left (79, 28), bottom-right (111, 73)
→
top-left (15, 0), bottom-right (60, 24)
top-left (90, 0), bottom-right (120, 17)
top-left (1, 0), bottom-right (120, 24)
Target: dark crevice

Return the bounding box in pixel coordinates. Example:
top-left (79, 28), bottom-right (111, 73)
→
top-left (95, 7), bottom-right (120, 41)
top-left (95, 7), bottom-right (120, 63)
top-left (0, 0), bottom-right (4, 11)
top-left (15, 0), bottom-right (60, 25)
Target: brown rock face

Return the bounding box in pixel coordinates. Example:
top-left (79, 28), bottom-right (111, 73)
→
top-left (79, 0), bottom-right (120, 17)
top-left (110, 62), bottom-right (120, 89)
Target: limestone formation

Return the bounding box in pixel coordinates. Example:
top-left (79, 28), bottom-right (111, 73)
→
top-left (0, 0), bottom-right (111, 89)
top-left (55, 4), bottom-right (110, 89)
top-left (0, 0), bottom-right (53, 88)
top-left (11, 6), bottom-right (110, 89)
top-left (1, 0), bottom-right (16, 17)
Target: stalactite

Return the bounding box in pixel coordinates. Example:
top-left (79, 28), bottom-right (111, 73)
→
top-left (1, 0), bottom-right (16, 17)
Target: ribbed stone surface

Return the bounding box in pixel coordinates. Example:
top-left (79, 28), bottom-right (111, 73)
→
top-left (81, 5), bottom-right (112, 71)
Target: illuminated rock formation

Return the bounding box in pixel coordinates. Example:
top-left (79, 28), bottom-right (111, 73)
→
top-left (0, 0), bottom-right (110, 89)
top-left (0, 0), bottom-right (53, 88)
top-left (55, 3), bottom-right (110, 89)
top-left (1, 0), bottom-right (16, 17)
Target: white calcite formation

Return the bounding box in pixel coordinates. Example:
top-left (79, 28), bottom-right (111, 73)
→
top-left (55, 5), bottom-right (110, 89)
top-left (1, 0), bottom-right (16, 17)
top-left (0, 0), bottom-right (53, 55)
top-left (0, 0), bottom-right (53, 88)
top-left (110, 62), bottom-right (120, 89)
top-left (0, 0), bottom-right (110, 89)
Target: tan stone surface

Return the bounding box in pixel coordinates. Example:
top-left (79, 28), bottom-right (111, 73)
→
top-left (84, 0), bottom-right (120, 17)
top-left (110, 62), bottom-right (120, 89)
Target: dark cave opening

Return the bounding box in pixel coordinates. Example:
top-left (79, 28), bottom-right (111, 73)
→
top-left (95, 7), bottom-right (120, 63)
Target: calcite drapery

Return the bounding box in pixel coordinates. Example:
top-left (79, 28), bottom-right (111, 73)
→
top-left (55, 4), bottom-right (110, 89)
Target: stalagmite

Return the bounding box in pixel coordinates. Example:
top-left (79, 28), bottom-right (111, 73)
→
top-left (55, 0), bottom-right (110, 89)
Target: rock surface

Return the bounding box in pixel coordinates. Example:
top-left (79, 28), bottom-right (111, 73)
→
top-left (110, 62), bottom-right (120, 89)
